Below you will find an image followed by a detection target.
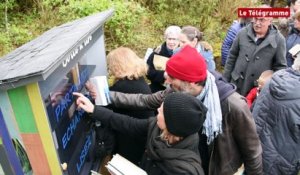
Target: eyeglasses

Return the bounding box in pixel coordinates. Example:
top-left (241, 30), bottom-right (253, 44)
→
top-left (253, 18), bottom-right (269, 23)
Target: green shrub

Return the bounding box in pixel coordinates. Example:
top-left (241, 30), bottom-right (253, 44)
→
top-left (57, 0), bottom-right (150, 53)
top-left (0, 19), bottom-right (34, 56)
top-left (0, 0), bottom-right (285, 63)
top-left (0, 34), bottom-right (13, 56)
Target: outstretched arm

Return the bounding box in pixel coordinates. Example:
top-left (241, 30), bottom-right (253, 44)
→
top-left (73, 92), bottom-right (149, 138)
top-left (85, 81), bottom-right (173, 110)
top-left (109, 87), bottom-right (173, 110)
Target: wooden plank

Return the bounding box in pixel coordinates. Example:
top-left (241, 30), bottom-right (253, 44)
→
top-left (26, 83), bottom-right (62, 175)
top-left (21, 133), bottom-right (51, 175)
top-left (0, 91), bottom-right (21, 139)
top-left (7, 87), bottom-right (37, 133)
top-left (0, 109), bottom-right (24, 175)
top-left (0, 144), bottom-right (15, 175)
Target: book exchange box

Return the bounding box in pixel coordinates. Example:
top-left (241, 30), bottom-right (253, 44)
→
top-left (0, 9), bottom-right (114, 175)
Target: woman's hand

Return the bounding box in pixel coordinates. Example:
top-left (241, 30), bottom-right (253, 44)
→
top-left (73, 92), bottom-right (95, 113)
top-left (85, 81), bottom-right (97, 100)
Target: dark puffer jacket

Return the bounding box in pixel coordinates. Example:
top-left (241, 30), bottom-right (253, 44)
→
top-left (252, 68), bottom-right (300, 175)
top-left (221, 20), bottom-right (243, 66)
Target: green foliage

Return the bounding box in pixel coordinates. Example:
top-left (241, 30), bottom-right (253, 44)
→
top-left (0, 0), bottom-right (23, 55)
top-left (0, 34), bottom-right (12, 55)
top-left (0, 0), bottom-right (16, 11)
top-left (58, 0), bottom-right (110, 18)
top-left (0, 0), bottom-right (287, 70)
top-left (57, 0), bottom-right (149, 51)
top-left (103, 1), bottom-right (148, 49)
top-left (8, 24), bottom-right (33, 45)
top-left (42, 0), bottom-right (66, 7)
top-left (0, 0), bottom-right (16, 30)
top-left (0, 0), bottom-right (150, 57)
top-left (144, 0), bottom-right (219, 30)
top-left (0, 24), bottom-right (33, 56)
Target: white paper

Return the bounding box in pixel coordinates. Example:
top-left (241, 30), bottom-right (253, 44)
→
top-left (153, 54), bottom-right (169, 70)
top-left (89, 76), bottom-right (111, 106)
top-left (106, 154), bottom-right (147, 175)
top-left (289, 44), bottom-right (300, 56)
top-left (144, 48), bottom-right (153, 62)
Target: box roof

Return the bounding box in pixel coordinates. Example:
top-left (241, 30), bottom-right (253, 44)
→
top-left (0, 9), bottom-right (113, 90)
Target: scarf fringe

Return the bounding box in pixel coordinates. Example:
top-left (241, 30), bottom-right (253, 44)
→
top-left (197, 71), bottom-right (223, 145)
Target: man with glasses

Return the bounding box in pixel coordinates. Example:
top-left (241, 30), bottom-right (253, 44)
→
top-left (223, 5), bottom-right (287, 96)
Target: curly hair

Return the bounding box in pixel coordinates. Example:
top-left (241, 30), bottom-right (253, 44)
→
top-left (107, 47), bottom-right (148, 81)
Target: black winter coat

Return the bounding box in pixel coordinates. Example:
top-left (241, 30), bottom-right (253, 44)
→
top-left (92, 107), bottom-right (204, 175)
top-left (109, 77), bottom-right (154, 165)
top-left (146, 42), bottom-right (173, 93)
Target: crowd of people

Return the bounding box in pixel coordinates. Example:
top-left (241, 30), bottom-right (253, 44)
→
top-left (72, 3), bottom-right (300, 175)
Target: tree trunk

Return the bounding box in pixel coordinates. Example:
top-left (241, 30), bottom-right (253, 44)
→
top-left (270, 0), bottom-right (276, 7)
top-left (5, 0), bottom-right (9, 32)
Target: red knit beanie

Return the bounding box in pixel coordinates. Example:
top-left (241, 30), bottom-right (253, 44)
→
top-left (166, 45), bottom-right (207, 82)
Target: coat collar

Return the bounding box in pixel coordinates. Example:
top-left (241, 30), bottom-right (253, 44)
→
top-left (247, 24), bottom-right (278, 48)
top-left (246, 24), bottom-right (279, 56)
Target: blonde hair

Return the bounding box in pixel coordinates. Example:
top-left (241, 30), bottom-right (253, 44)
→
top-left (260, 70), bottom-right (274, 81)
top-left (160, 129), bottom-right (183, 145)
top-left (257, 70), bottom-right (274, 88)
top-left (294, 9), bottom-right (300, 21)
top-left (107, 47), bottom-right (148, 80)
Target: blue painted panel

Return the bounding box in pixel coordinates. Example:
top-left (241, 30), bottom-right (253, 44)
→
top-left (0, 109), bottom-right (25, 175)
